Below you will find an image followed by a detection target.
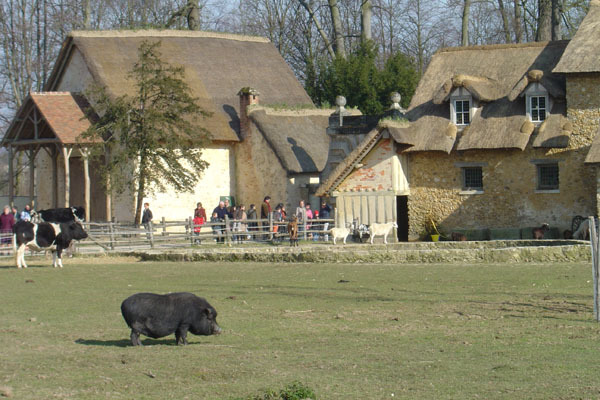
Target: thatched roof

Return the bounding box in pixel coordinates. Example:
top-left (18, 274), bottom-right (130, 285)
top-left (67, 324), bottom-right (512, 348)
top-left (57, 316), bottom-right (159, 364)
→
top-left (248, 107), bottom-right (332, 174)
top-left (585, 125), bottom-right (600, 164)
top-left (399, 40), bottom-right (568, 152)
top-left (531, 101), bottom-right (571, 148)
top-left (554, 0), bottom-right (600, 73)
top-left (46, 30), bottom-right (314, 142)
top-left (2, 92), bottom-right (99, 147)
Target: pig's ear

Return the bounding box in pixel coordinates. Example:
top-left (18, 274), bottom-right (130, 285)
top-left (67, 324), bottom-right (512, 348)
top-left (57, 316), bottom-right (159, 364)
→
top-left (203, 308), bottom-right (213, 318)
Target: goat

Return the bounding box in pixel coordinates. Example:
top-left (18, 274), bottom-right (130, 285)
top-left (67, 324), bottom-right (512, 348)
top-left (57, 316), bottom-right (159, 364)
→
top-left (451, 232), bottom-right (467, 241)
top-left (287, 216), bottom-right (299, 247)
top-left (573, 219), bottom-right (591, 240)
top-left (369, 222), bottom-right (398, 244)
top-left (329, 227), bottom-right (350, 245)
top-left (532, 223), bottom-right (550, 239)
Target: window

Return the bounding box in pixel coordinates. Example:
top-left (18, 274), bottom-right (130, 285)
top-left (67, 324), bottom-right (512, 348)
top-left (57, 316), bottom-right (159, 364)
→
top-left (454, 99), bottom-right (471, 125)
top-left (529, 95), bottom-right (547, 122)
top-left (462, 166), bottom-right (483, 190)
top-left (537, 163), bottom-right (559, 190)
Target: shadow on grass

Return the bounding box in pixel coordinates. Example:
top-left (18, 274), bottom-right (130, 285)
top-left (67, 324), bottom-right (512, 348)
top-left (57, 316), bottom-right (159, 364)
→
top-left (75, 338), bottom-right (201, 347)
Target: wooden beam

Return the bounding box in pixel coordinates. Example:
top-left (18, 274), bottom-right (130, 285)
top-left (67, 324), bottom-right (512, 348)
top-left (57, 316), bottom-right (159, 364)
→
top-left (28, 148), bottom-right (36, 208)
top-left (62, 146), bottom-right (73, 207)
top-left (7, 138), bottom-right (60, 147)
top-left (8, 146), bottom-right (14, 206)
top-left (52, 146), bottom-right (58, 208)
top-left (81, 147), bottom-right (91, 221)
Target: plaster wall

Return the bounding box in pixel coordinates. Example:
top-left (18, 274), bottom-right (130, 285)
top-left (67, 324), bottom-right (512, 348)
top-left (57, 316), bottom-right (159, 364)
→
top-left (56, 49), bottom-right (94, 92)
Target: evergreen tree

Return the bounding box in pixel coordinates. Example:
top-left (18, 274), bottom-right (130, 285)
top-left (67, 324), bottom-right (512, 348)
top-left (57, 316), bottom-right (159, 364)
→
top-left (313, 42), bottom-right (418, 115)
top-left (84, 40), bottom-right (211, 224)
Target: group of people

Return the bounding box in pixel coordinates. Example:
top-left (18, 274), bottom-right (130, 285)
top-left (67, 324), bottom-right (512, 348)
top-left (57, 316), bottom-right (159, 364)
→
top-left (192, 196), bottom-right (332, 244)
top-left (0, 204), bottom-right (33, 247)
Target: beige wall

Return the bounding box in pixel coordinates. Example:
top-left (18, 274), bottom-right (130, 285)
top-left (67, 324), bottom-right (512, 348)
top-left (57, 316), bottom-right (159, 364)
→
top-left (56, 49), bottom-right (94, 92)
top-left (143, 144), bottom-right (235, 222)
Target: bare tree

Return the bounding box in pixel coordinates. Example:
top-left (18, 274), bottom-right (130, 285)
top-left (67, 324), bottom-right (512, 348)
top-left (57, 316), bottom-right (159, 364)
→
top-left (462, 0), bottom-right (471, 45)
top-left (536, 0), bottom-right (552, 40)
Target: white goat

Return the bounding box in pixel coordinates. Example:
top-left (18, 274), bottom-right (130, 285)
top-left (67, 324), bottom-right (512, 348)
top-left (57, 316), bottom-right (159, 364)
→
top-left (573, 219), bottom-right (591, 240)
top-left (329, 227), bottom-right (351, 245)
top-left (369, 222), bottom-right (398, 244)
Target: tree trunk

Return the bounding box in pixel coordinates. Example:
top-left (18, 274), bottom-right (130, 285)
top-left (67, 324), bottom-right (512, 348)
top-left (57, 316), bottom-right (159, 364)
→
top-left (462, 0), bottom-right (471, 46)
top-left (297, 0), bottom-right (336, 59)
top-left (536, 0), bottom-right (552, 41)
top-left (328, 0), bottom-right (346, 58)
top-left (361, 0), bottom-right (372, 43)
top-left (514, 0), bottom-right (523, 43)
top-left (498, 0), bottom-right (512, 43)
top-left (83, 0), bottom-right (91, 29)
top-left (187, 0), bottom-right (201, 30)
top-left (134, 153), bottom-right (147, 226)
top-left (551, 0), bottom-right (561, 40)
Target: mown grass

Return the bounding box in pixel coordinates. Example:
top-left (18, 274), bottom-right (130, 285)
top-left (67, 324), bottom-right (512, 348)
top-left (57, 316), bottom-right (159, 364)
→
top-left (1, 257), bottom-right (599, 399)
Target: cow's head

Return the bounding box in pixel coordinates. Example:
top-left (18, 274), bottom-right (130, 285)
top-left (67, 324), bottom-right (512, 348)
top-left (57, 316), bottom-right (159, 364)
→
top-left (62, 221), bottom-right (88, 242)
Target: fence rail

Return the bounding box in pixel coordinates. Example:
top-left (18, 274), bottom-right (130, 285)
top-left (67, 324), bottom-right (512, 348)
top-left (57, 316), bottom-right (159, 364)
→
top-left (0, 215), bottom-right (336, 258)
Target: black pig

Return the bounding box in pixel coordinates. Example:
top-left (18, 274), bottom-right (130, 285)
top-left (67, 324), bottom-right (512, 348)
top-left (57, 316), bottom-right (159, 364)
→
top-left (121, 292), bottom-right (221, 346)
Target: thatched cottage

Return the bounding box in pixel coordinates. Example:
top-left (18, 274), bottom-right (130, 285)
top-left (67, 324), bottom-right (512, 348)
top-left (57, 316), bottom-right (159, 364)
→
top-left (2, 30), bottom-right (331, 222)
top-left (317, 0), bottom-right (600, 241)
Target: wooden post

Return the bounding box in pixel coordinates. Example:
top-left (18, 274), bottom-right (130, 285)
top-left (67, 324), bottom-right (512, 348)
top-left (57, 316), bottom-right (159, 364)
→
top-left (269, 212), bottom-right (273, 241)
top-left (81, 148), bottom-right (91, 222)
top-left (589, 216), bottom-right (599, 321)
top-left (28, 148), bottom-right (36, 208)
top-left (161, 216), bottom-right (166, 236)
top-left (303, 219), bottom-right (307, 240)
top-left (187, 217), bottom-right (193, 244)
top-left (109, 222), bottom-right (115, 250)
top-left (62, 146), bottom-right (73, 207)
top-left (224, 215), bottom-right (231, 246)
top-left (7, 145), bottom-right (14, 206)
top-left (148, 221), bottom-right (154, 248)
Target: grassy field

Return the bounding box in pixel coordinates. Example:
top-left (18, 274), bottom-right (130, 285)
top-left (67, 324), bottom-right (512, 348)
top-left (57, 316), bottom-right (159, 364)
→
top-left (1, 257), bottom-right (600, 399)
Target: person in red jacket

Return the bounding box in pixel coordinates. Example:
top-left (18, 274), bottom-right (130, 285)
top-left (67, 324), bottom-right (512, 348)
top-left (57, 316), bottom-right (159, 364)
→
top-left (0, 205), bottom-right (15, 247)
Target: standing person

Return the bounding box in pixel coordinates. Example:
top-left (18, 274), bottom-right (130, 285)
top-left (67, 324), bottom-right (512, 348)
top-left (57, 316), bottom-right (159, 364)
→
top-left (233, 204), bottom-right (247, 243)
top-left (295, 200), bottom-right (307, 236)
top-left (141, 202), bottom-right (153, 239)
top-left (210, 211), bottom-right (224, 243)
top-left (193, 202), bottom-right (207, 244)
top-left (20, 205), bottom-right (32, 222)
top-left (11, 206), bottom-right (19, 222)
top-left (224, 199), bottom-right (234, 219)
top-left (305, 203), bottom-right (313, 239)
top-left (319, 200), bottom-right (332, 242)
top-left (0, 205), bottom-right (15, 249)
top-left (247, 204), bottom-right (257, 239)
top-left (260, 196), bottom-right (271, 240)
top-left (212, 201), bottom-right (228, 220)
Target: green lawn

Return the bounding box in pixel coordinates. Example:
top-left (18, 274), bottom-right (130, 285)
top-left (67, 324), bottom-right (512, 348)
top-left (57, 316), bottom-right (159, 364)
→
top-left (1, 257), bottom-right (599, 399)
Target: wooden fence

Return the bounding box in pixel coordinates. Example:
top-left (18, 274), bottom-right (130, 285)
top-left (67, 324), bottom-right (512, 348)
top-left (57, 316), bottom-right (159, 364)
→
top-left (0, 214), bottom-right (336, 257)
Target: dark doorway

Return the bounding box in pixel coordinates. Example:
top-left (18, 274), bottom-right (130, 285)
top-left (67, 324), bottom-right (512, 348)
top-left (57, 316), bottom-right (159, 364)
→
top-left (396, 196), bottom-right (409, 241)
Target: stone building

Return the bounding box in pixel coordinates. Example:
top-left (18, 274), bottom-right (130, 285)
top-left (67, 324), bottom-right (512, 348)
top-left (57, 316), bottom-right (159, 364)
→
top-left (317, 0), bottom-right (600, 241)
top-left (1, 30), bottom-right (331, 222)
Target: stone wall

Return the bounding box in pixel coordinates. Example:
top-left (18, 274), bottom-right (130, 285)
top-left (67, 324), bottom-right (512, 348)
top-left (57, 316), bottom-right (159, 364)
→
top-left (407, 73), bottom-right (600, 240)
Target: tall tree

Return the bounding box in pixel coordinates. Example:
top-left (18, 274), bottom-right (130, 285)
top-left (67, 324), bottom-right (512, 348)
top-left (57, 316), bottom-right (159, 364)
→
top-left (536, 0), bottom-right (552, 40)
top-left (462, 0), bottom-right (471, 46)
top-left (84, 40), bottom-right (211, 224)
top-left (328, 0), bottom-right (346, 58)
top-left (361, 0), bottom-right (373, 42)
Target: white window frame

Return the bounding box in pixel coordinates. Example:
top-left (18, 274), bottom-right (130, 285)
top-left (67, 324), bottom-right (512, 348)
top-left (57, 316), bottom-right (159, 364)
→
top-left (527, 94), bottom-right (548, 123)
top-left (525, 83), bottom-right (550, 124)
top-left (450, 87), bottom-right (473, 127)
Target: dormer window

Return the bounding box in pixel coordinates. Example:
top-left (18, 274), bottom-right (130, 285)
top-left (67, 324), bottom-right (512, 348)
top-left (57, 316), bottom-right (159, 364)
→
top-left (525, 82), bottom-right (550, 124)
top-left (450, 88), bottom-right (473, 126)
top-left (529, 95), bottom-right (547, 122)
top-left (454, 99), bottom-right (471, 125)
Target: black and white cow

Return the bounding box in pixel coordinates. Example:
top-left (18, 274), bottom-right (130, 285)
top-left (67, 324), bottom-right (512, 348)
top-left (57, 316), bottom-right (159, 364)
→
top-left (13, 220), bottom-right (88, 268)
top-left (36, 206), bottom-right (85, 223)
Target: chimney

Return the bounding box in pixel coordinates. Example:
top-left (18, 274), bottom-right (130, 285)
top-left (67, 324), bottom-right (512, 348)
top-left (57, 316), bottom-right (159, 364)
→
top-left (238, 87), bottom-right (260, 140)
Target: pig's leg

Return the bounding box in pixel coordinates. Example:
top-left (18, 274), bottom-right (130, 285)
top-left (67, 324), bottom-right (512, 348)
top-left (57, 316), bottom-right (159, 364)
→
top-left (175, 326), bottom-right (189, 345)
top-left (130, 330), bottom-right (142, 346)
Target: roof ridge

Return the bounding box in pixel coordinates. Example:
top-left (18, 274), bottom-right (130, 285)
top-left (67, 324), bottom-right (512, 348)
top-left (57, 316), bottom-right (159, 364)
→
top-left (69, 29), bottom-right (270, 43)
top-left (438, 40), bottom-right (569, 54)
top-left (30, 91), bottom-right (75, 96)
